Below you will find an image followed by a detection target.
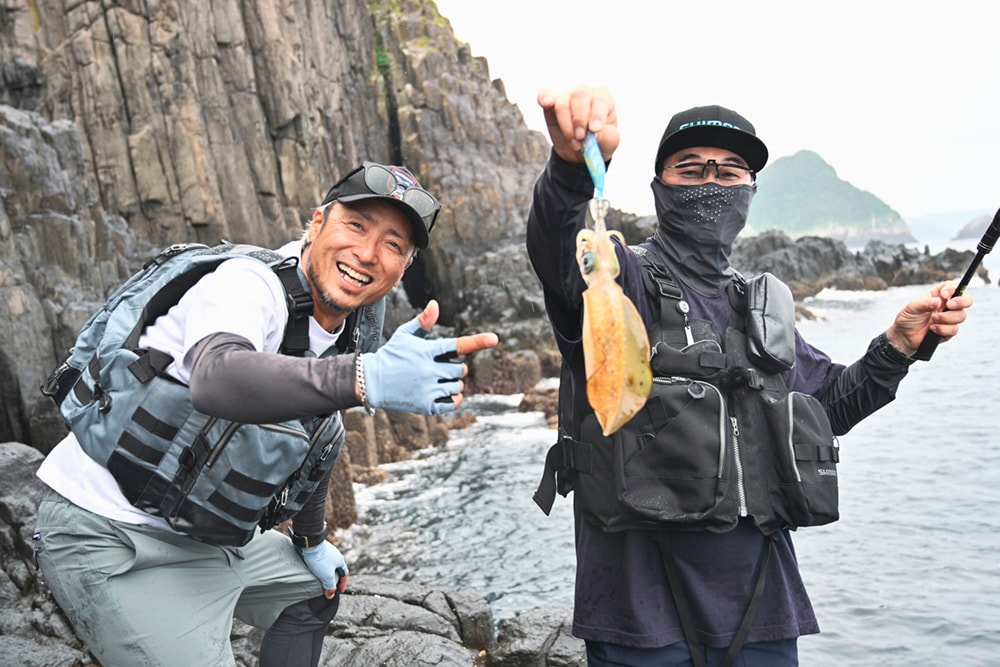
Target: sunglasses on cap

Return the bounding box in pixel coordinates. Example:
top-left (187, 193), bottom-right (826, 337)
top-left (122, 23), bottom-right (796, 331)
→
top-left (321, 162), bottom-right (442, 242)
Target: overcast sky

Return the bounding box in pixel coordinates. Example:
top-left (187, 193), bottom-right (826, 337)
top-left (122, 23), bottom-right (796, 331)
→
top-left (433, 0), bottom-right (997, 225)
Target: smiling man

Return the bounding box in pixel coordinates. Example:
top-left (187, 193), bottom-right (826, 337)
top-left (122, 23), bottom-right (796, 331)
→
top-left (34, 161), bottom-right (498, 667)
top-left (303, 164), bottom-right (430, 326)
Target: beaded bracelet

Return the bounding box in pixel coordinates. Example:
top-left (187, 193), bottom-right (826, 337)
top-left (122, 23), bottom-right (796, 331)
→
top-left (355, 353), bottom-right (376, 415)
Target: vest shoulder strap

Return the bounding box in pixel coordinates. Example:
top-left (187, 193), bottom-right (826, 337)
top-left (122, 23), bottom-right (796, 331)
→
top-left (271, 256), bottom-right (313, 357)
top-left (631, 245), bottom-right (688, 347)
top-left (42, 243), bottom-right (317, 405)
top-left (726, 269), bottom-right (747, 314)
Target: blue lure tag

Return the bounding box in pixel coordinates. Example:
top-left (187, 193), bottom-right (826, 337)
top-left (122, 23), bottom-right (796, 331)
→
top-left (582, 133), bottom-right (605, 199)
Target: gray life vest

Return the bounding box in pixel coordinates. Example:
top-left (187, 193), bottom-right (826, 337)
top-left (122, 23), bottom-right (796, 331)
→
top-left (533, 245), bottom-right (840, 536)
top-left (41, 242), bottom-right (384, 546)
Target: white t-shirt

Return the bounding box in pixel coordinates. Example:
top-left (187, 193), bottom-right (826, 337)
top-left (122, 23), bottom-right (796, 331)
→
top-left (36, 242), bottom-right (342, 529)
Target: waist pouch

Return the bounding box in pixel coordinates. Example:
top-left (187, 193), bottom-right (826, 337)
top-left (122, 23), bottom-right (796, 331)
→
top-left (761, 390), bottom-right (840, 528)
top-left (572, 375), bottom-right (739, 533)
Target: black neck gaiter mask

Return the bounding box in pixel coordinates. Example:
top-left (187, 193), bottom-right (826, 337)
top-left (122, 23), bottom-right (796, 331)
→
top-left (650, 178), bottom-right (756, 297)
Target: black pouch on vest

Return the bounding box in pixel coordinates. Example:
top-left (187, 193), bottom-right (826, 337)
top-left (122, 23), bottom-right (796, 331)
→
top-left (573, 374), bottom-right (739, 533)
top-left (762, 390), bottom-right (839, 528)
top-left (744, 272), bottom-right (795, 374)
top-left (650, 339), bottom-right (727, 380)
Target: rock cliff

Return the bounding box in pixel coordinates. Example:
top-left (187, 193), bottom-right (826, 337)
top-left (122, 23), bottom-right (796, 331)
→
top-left (0, 0), bottom-right (552, 452)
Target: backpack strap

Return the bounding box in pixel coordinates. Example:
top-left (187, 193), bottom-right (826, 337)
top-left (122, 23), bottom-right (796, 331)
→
top-left (727, 269), bottom-right (747, 314)
top-left (272, 256), bottom-right (313, 357)
top-left (335, 310), bottom-right (360, 354)
top-left (208, 244), bottom-right (315, 358)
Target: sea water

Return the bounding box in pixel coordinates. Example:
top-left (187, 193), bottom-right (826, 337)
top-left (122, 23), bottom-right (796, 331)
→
top-left (339, 242), bottom-right (1000, 666)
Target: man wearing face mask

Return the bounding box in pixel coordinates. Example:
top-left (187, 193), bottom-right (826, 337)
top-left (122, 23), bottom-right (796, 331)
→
top-left (526, 85), bottom-right (973, 667)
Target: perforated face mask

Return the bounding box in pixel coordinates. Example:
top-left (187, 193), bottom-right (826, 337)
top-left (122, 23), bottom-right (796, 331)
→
top-left (650, 179), bottom-right (756, 297)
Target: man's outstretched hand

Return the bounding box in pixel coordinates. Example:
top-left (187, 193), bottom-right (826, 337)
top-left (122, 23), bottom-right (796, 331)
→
top-left (361, 300), bottom-right (499, 413)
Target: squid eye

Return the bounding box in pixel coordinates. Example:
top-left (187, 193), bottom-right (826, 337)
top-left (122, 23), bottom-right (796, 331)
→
top-left (580, 251), bottom-right (597, 274)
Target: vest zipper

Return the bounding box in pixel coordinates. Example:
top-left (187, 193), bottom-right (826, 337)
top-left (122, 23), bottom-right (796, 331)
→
top-left (260, 422), bottom-right (311, 508)
top-left (261, 423), bottom-right (311, 439)
top-left (271, 417), bottom-right (337, 517)
top-left (311, 415), bottom-right (337, 459)
top-left (730, 415), bottom-right (749, 516)
top-left (205, 420), bottom-right (239, 468)
top-left (785, 394), bottom-right (802, 483)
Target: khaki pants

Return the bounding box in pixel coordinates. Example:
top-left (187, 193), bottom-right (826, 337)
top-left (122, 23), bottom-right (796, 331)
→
top-left (34, 490), bottom-right (324, 667)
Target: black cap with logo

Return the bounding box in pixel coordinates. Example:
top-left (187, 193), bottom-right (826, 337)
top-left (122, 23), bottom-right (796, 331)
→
top-left (654, 105), bottom-right (769, 174)
top-left (321, 162), bottom-right (441, 249)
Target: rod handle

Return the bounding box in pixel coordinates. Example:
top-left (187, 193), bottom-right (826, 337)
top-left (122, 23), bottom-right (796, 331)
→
top-left (911, 281), bottom-right (972, 361)
top-left (912, 330), bottom-right (942, 361)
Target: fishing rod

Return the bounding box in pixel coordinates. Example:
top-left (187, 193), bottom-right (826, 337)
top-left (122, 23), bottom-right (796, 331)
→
top-left (912, 206), bottom-right (1000, 361)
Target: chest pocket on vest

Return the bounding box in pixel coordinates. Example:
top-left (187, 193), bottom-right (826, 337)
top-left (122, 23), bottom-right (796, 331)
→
top-left (574, 373), bottom-right (740, 533)
top-left (761, 390), bottom-right (840, 528)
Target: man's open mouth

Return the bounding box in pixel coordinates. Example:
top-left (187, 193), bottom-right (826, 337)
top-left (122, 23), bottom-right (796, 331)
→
top-left (338, 262), bottom-right (372, 287)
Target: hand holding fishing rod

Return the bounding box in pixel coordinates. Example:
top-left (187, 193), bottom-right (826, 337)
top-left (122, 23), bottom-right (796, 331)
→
top-left (911, 207), bottom-right (1000, 361)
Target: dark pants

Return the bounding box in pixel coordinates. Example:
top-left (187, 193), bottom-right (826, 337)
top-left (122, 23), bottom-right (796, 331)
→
top-left (585, 638), bottom-right (798, 667)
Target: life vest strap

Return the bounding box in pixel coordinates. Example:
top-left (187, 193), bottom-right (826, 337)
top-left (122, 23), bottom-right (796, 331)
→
top-left (273, 257), bottom-right (313, 357)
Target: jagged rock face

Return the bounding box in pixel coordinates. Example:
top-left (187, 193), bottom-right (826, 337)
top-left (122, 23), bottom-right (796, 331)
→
top-left (0, 105), bottom-right (138, 447)
top-left (0, 0), bottom-right (551, 448)
top-left (3, 0), bottom-right (394, 245)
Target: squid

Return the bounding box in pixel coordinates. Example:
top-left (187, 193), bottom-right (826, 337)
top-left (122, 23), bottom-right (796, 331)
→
top-left (576, 134), bottom-right (652, 436)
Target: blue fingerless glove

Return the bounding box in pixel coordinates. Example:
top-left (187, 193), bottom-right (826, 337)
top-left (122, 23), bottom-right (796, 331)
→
top-left (361, 313), bottom-right (463, 415)
top-left (296, 540), bottom-right (348, 592)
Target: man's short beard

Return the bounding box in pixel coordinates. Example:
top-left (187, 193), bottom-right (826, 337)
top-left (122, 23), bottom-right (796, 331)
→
top-left (318, 291), bottom-right (352, 315)
top-left (306, 259), bottom-right (353, 315)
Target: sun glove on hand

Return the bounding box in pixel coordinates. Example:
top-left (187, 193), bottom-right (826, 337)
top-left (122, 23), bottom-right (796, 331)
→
top-left (361, 313), bottom-right (463, 415)
top-left (296, 540), bottom-right (348, 592)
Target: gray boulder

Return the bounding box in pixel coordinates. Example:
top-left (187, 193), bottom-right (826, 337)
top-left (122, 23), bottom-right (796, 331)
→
top-left (491, 606), bottom-right (586, 667)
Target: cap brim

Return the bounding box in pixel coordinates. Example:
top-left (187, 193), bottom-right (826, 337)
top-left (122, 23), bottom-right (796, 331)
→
top-left (656, 126), bottom-right (768, 173)
top-left (334, 193), bottom-right (429, 249)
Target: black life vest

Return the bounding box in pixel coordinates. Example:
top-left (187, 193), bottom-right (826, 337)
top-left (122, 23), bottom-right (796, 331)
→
top-left (533, 245), bottom-right (840, 535)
